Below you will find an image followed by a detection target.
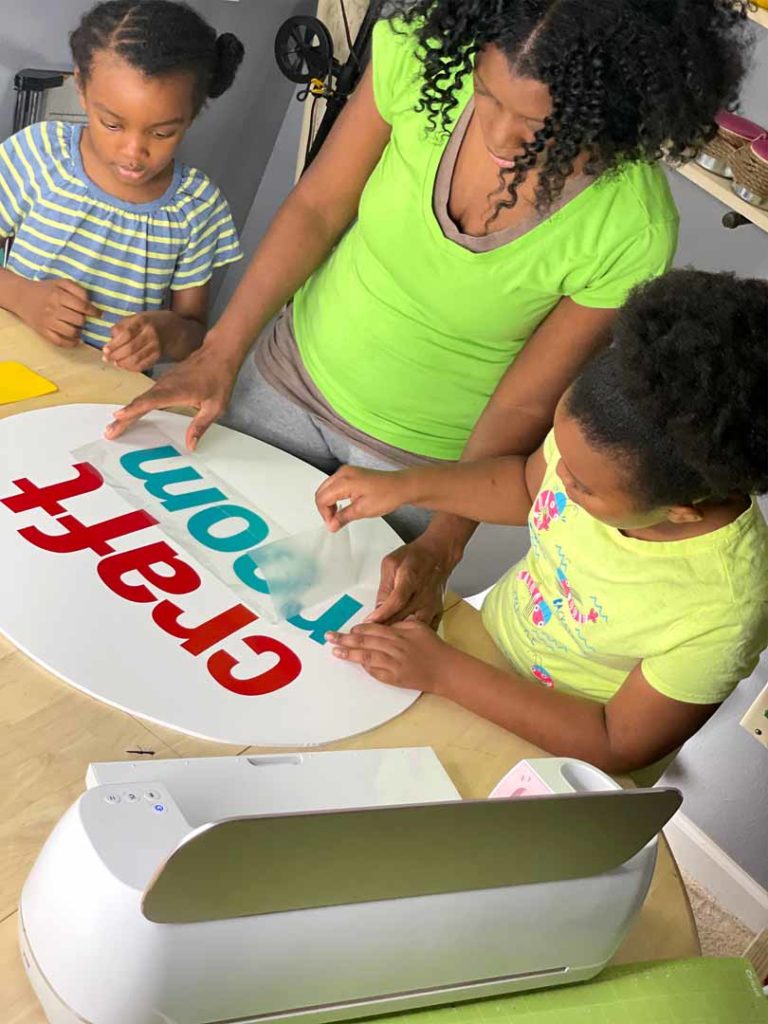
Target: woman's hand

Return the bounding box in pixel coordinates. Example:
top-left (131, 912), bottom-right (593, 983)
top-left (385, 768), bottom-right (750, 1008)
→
top-left (315, 465), bottom-right (413, 530)
top-left (104, 341), bottom-right (241, 450)
top-left (367, 539), bottom-right (448, 628)
top-left (316, 470), bottom-right (468, 629)
top-left (367, 514), bottom-right (475, 627)
top-left (326, 618), bottom-right (458, 693)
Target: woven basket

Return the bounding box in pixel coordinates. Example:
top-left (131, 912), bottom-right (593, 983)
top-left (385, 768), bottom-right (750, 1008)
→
top-left (695, 112), bottom-right (765, 177)
top-left (697, 133), bottom-right (741, 175)
top-left (730, 140), bottom-right (768, 208)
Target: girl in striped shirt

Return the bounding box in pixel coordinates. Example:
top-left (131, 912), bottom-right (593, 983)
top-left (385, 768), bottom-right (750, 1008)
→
top-left (0, 0), bottom-right (243, 372)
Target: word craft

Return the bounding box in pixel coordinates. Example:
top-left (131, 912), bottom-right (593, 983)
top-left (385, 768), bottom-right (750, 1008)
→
top-left (0, 405), bottom-right (418, 745)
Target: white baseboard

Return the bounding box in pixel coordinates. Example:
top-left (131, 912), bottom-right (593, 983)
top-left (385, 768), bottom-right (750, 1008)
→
top-left (664, 812), bottom-right (768, 934)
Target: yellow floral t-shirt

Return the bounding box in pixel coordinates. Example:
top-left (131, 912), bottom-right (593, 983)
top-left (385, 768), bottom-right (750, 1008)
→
top-left (482, 432), bottom-right (768, 707)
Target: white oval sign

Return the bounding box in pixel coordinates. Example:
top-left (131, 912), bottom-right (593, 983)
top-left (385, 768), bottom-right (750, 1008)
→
top-left (0, 405), bottom-right (418, 745)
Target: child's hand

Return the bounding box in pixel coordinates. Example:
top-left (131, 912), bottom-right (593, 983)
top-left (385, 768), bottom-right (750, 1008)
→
top-left (325, 619), bottom-right (455, 692)
top-left (315, 466), bottom-right (414, 531)
top-left (18, 278), bottom-right (98, 347)
top-left (105, 313), bottom-right (163, 372)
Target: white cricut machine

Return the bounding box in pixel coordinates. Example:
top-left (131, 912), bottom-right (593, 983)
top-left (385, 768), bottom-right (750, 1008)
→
top-left (19, 748), bottom-right (681, 1024)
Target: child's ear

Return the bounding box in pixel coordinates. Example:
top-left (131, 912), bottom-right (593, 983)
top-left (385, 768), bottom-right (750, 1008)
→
top-left (666, 505), bottom-right (704, 524)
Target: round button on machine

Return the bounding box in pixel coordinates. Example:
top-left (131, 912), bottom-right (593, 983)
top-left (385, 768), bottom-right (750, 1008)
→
top-left (153, 803), bottom-right (166, 814)
top-left (144, 790), bottom-right (162, 802)
top-left (104, 793), bottom-right (121, 805)
top-left (124, 792), bottom-right (138, 802)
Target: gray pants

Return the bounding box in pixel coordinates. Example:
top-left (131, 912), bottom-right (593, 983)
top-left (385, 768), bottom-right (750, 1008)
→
top-left (221, 357), bottom-right (432, 541)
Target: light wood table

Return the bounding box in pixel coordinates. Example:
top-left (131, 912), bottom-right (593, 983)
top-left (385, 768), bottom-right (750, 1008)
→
top-left (0, 311), bottom-right (699, 1022)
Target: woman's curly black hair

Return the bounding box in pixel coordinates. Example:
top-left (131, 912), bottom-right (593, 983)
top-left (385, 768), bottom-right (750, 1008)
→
top-left (71, 0), bottom-right (245, 113)
top-left (386, 0), bottom-right (753, 215)
top-left (567, 269), bottom-right (768, 509)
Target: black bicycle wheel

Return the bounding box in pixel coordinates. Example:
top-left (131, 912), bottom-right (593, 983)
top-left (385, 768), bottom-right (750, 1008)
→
top-left (274, 16), bottom-right (334, 84)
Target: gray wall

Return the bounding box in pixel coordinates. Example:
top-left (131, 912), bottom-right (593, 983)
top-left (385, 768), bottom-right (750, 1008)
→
top-left (662, 651), bottom-right (768, 887)
top-left (0, 0), bottom-right (312, 235)
top-left (213, 84), bottom-right (307, 318)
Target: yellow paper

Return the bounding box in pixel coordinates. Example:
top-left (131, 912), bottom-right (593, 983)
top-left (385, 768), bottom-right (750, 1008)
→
top-left (0, 361), bottom-right (58, 405)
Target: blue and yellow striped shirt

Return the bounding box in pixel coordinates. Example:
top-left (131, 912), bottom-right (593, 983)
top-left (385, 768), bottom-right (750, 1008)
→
top-left (0, 121), bottom-right (242, 348)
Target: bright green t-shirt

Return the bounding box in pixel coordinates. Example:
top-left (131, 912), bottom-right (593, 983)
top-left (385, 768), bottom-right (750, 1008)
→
top-left (293, 20), bottom-right (679, 460)
top-left (482, 431), bottom-right (768, 713)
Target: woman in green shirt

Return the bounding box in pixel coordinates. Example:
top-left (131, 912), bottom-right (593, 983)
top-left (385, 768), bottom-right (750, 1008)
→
top-left (109, 0), bottom-right (752, 624)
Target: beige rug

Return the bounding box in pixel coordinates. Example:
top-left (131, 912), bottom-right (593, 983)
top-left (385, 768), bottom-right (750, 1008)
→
top-left (683, 872), bottom-right (755, 957)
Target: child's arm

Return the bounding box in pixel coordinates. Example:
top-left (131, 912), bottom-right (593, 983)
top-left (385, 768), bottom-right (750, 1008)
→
top-left (104, 285), bottom-right (209, 371)
top-left (327, 622), bottom-right (720, 775)
top-left (0, 129), bottom-right (96, 344)
top-left (316, 446), bottom-right (547, 530)
top-left (0, 268), bottom-right (98, 346)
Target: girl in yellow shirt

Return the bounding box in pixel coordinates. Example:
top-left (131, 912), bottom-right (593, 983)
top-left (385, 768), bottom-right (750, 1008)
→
top-left (317, 270), bottom-right (768, 777)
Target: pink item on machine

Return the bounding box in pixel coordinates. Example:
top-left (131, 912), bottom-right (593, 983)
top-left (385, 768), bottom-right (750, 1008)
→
top-left (489, 760), bottom-right (555, 799)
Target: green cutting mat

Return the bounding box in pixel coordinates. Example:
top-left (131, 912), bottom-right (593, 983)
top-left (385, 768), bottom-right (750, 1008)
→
top-left (364, 960), bottom-right (767, 1024)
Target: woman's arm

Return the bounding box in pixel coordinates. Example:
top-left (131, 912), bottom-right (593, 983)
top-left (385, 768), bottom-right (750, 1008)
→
top-left (328, 623), bottom-right (720, 775)
top-left (461, 298), bottom-right (617, 460)
top-left (370, 299), bottom-right (617, 623)
top-left (205, 64), bottom-right (390, 364)
top-left (106, 65), bottom-right (391, 447)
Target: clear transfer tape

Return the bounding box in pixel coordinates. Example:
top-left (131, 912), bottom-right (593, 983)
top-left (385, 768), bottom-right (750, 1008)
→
top-left (73, 426), bottom-right (376, 623)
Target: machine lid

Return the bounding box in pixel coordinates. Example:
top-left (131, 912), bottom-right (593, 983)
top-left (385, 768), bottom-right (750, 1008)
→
top-left (142, 786), bottom-right (680, 924)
